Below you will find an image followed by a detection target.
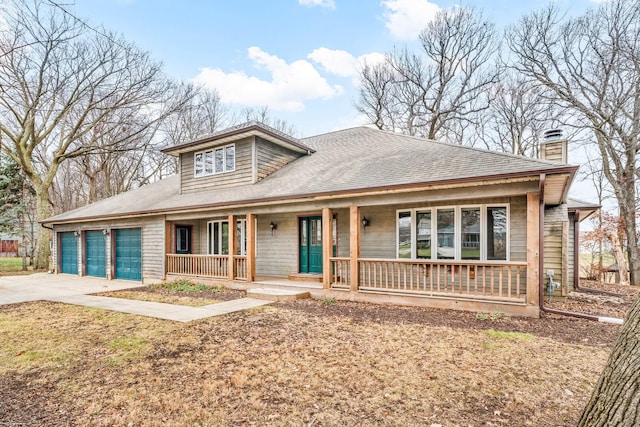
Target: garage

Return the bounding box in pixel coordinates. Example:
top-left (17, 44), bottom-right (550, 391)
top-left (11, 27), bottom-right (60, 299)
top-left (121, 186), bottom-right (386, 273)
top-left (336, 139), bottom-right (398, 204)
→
top-left (59, 232), bottom-right (78, 274)
top-left (114, 228), bottom-right (142, 281)
top-left (85, 231), bottom-right (106, 277)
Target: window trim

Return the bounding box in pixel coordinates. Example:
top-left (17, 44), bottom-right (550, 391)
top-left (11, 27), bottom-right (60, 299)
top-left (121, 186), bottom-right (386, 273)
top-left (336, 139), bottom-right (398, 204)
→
top-left (396, 204), bottom-right (510, 261)
top-left (194, 143), bottom-right (236, 178)
top-left (207, 218), bottom-right (251, 256)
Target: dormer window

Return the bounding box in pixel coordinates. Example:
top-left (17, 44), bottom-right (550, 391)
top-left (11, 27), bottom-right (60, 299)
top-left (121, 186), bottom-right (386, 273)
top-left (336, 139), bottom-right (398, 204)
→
top-left (194, 144), bottom-right (235, 177)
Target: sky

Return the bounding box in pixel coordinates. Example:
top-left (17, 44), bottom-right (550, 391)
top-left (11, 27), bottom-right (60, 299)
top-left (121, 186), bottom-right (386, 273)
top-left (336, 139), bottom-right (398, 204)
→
top-left (70, 0), bottom-right (603, 202)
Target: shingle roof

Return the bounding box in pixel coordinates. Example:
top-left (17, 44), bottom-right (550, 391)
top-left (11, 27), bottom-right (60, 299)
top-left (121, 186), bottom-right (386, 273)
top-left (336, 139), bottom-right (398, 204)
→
top-left (44, 126), bottom-right (577, 223)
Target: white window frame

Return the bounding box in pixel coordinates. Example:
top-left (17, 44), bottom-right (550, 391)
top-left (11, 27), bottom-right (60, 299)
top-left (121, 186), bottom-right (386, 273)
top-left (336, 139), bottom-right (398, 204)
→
top-left (194, 143), bottom-right (235, 177)
top-left (207, 218), bottom-right (251, 256)
top-left (396, 204), bottom-right (510, 261)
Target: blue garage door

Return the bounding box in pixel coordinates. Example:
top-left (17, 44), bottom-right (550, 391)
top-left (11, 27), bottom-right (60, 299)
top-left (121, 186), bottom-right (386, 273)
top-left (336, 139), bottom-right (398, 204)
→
top-left (60, 232), bottom-right (78, 274)
top-left (115, 228), bottom-right (142, 281)
top-left (85, 231), bottom-right (106, 278)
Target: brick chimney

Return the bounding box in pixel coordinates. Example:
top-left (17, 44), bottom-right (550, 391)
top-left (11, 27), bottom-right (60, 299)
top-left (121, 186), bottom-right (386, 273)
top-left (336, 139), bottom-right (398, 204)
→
top-left (540, 129), bottom-right (568, 164)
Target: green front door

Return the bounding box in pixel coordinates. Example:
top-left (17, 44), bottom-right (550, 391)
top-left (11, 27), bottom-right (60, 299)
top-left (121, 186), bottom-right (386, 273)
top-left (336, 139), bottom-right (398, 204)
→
top-left (85, 231), bottom-right (106, 278)
top-left (299, 216), bottom-right (323, 274)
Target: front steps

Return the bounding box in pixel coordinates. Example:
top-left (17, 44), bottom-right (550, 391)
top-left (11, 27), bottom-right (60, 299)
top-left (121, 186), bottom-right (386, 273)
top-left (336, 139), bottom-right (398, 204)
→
top-left (287, 273), bottom-right (322, 283)
top-left (247, 287), bottom-right (311, 302)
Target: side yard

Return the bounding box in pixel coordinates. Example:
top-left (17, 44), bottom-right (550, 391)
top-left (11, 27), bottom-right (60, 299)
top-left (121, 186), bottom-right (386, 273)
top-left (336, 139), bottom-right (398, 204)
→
top-left (0, 281), bottom-right (635, 426)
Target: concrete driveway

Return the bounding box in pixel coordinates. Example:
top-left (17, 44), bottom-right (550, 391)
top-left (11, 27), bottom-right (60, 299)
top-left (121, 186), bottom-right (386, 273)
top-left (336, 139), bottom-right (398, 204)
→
top-left (0, 273), bottom-right (272, 322)
top-left (0, 273), bottom-right (145, 305)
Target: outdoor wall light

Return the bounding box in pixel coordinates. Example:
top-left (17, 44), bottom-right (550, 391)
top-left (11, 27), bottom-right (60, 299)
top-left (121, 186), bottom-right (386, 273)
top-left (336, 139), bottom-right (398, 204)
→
top-left (361, 216), bottom-right (370, 228)
top-left (73, 230), bottom-right (79, 237)
top-left (269, 221), bottom-right (277, 236)
top-left (102, 229), bottom-right (110, 236)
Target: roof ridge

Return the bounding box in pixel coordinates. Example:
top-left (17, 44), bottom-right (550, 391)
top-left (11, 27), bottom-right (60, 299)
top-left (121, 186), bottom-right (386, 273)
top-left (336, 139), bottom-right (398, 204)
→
top-left (368, 127), bottom-right (573, 167)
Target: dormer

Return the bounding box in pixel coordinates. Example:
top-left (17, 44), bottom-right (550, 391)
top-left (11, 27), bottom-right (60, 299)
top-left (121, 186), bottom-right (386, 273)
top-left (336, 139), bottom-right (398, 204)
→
top-left (162, 121), bottom-right (314, 195)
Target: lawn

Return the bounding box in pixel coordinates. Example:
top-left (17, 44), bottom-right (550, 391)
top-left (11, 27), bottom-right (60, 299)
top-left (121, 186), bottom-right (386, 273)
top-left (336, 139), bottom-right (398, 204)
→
top-left (0, 257), bottom-right (26, 271)
top-left (0, 257), bottom-right (46, 276)
top-left (0, 286), bottom-right (622, 427)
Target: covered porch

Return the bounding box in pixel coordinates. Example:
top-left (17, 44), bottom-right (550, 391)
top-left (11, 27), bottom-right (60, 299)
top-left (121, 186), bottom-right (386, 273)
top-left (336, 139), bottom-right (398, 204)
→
top-left (163, 193), bottom-right (541, 316)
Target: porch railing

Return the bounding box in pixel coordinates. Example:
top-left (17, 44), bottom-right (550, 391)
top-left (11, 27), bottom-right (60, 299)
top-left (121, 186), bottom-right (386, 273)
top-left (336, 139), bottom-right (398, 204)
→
top-left (234, 256), bottom-right (247, 281)
top-left (331, 258), bottom-right (526, 301)
top-left (166, 254), bottom-right (228, 278)
top-left (330, 257), bottom-right (350, 289)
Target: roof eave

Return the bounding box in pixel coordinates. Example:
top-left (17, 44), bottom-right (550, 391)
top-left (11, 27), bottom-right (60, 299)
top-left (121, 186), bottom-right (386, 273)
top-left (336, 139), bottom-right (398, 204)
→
top-left (43, 166), bottom-right (576, 226)
top-left (161, 124), bottom-right (315, 156)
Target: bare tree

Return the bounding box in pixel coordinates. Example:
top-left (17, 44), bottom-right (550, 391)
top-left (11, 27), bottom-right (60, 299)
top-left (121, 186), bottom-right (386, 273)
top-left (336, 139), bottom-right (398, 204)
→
top-left (236, 106), bottom-right (299, 137)
top-left (506, 0), bottom-right (640, 287)
top-left (356, 7), bottom-right (500, 143)
top-left (479, 73), bottom-right (558, 156)
top-left (0, 0), bottom-right (193, 268)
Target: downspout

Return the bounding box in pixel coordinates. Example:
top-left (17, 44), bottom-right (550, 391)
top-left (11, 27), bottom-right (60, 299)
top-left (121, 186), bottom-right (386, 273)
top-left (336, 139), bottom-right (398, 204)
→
top-left (572, 209), bottom-right (621, 297)
top-left (537, 174), bottom-right (622, 324)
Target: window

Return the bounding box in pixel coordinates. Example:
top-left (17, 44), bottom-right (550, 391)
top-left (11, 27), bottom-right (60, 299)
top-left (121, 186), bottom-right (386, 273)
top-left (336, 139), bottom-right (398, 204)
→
top-left (461, 208), bottom-right (480, 260)
top-left (194, 152), bottom-right (203, 177)
top-left (397, 205), bottom-right (509, 261)
top-left (214, 148), bottom-right (224, 173)
top-left (194, 144), bottom-right (235, 177)
top-left (486, 207), bottom-right (507, 260)
top-left (416, 211), bottom-right (431, 259)
top-left (436, 208), bottom-right (455, 260)
top-left (208, 219), bottom-right (247, 255)
top-left (204, 150), bottom-right (214, 175)
top-left (176, 226), bottom-right (191, 254)
top-left (225, 145), bottom-right (235, 172)
top-left (397, 211), bottom-right (412, 259)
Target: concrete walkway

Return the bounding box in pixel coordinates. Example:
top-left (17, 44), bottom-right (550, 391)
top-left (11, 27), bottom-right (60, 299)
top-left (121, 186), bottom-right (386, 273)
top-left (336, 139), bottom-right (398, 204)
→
top-left (0, 273), bottom-right (271, 322)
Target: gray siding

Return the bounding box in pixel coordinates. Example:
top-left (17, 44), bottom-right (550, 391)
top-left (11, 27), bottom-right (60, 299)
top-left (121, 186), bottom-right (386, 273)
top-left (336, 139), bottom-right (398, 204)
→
top-left (53, 216), bottom-right (165, 283)
top-left (543, 219), bottom-right (568, 294)
top-left (568, 215), bottom-right (575, 290)
top-left (180, 137), bottom-right (253, 194)
top-left (256, 213), bottom-right (299, 277)
top-left (359, 196), bottom-right (527, 262)
top-left (256, 137), bottom-right (303, 182)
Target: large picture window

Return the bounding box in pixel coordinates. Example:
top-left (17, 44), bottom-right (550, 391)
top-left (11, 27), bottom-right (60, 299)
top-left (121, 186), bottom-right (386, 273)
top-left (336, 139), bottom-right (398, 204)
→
top-left (194, 144), bottom-right (235, 177)
top-left (397, 205), bottom-right (509, 261)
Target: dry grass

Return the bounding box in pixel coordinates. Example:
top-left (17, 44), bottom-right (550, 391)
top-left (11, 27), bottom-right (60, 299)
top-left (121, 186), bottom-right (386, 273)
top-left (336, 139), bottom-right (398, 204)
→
top-left (0, 298), bottom-right (612, 427)
top-left (95, 290), bottom-right (222, 307)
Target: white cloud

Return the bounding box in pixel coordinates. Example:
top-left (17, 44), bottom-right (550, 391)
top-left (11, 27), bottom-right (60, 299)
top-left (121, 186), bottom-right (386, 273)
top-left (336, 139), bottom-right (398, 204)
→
top-left (193, 47), bottom-right (343, 112)
top-left (381, 0), bottom-right (440, 40)
top-left (308, 48), bottom-right (386, 83)
top-left (298, 0), bottom-right (336, 9)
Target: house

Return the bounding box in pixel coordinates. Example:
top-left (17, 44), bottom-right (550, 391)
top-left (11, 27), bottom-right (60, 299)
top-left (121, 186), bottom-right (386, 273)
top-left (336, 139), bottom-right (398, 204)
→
top-left (0, 233), bottom-right (19, 257)
top-left (42, 122), bottom-right (597, 317)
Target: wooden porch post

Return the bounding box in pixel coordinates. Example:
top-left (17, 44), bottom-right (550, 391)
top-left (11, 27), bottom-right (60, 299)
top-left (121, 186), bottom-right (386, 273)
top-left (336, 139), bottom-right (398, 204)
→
top-left (526, 192), bottom-right (540, 306)
top-left (246, 213), bottom-right (255, 283)
top-left (228, 215), bottom-right (236, 281)
top-left (349, 205), bottom-right (360, 291)
top-left (322, 208), bottom-right (333, 289)
top-left (164, 220), bottom-right (171, 278)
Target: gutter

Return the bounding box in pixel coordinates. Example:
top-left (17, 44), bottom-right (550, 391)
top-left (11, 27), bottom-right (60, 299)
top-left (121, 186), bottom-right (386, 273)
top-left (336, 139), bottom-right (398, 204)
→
top-left (537, 174), bottom-right (623, 325)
